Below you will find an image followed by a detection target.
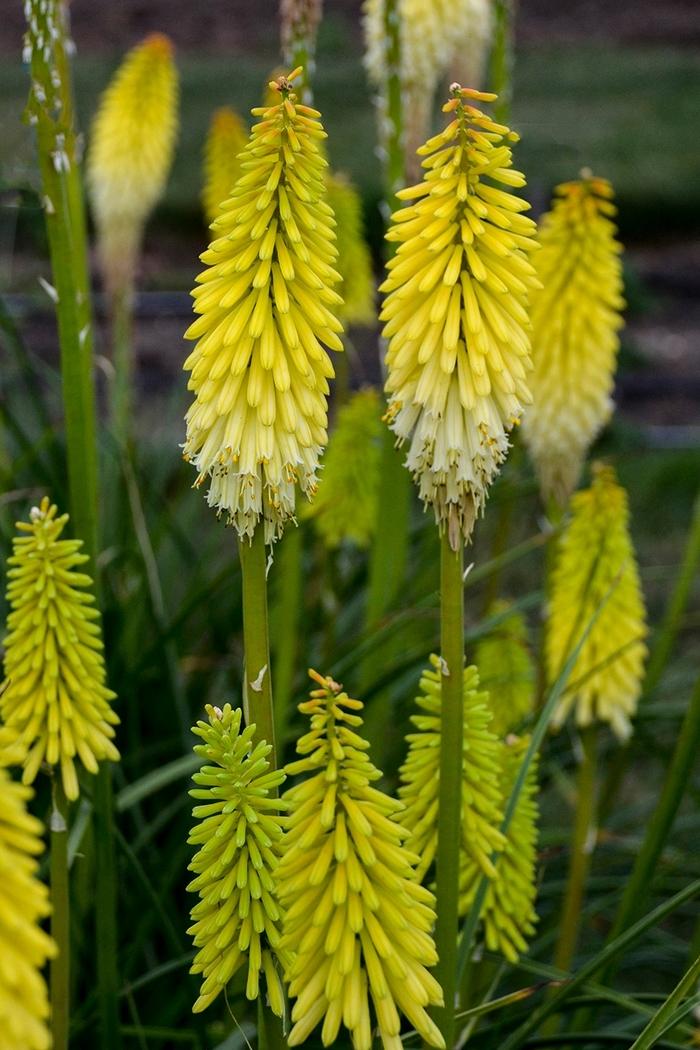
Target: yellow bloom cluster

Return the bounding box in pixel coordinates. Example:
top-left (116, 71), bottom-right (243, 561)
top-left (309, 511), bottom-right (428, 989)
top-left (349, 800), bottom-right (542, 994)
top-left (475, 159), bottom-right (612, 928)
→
top-left (399, 656), bottom-right (505, 883)
top-left (1, 499), bottom-right (119, 801)
top-left (88, 33), bottom-right (178, 295)
top-left (187, 704), bottom-right (288, 1015)
top-left (475, 601), bottom-right (535, 737)
top-left (547, 464), bottom-right (648, 739)
top-left (202, 107), bottom-right (248, 226)
top-left (306, 388), bottom-right (382, 549)
top-left (460, 736), bottom-right (539, 963)
top-left (522, 176), bottom-right (625, 507)
top-left (278, 670), bottom-right (445, 1049)
top-left (381, 86), bottom-right (539, 547)
top-left (0, 768), bottom-right (56, 1050)
top-left (326, 172), bottom-right (375, 324)
top-left (183, 69), bottom-right (344, 543)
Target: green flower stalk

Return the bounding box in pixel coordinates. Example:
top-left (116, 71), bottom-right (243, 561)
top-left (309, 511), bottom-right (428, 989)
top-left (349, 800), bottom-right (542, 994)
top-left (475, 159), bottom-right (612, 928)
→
top-left (278, 670), bottom-right (445, 1049)
top-left (183, 67), bottom-right (344, 544)
top-left (547, 464), bottom-right (648, 740)
top-left (0, 767), bottom-right (56, 1050)
top-left (475, 601), bottom-right (535, 736)
top-left (460, 735), bottom-right (539, 963)
top-left (187, 704), bottom-right (288, 1015)
top-left (1, 498), bottom-right (119, 801)
top-left (280, 0), bottom-right (323, 101)
top-left (326, 173), bottom-right (375, 325)
top-left (202, 107), bottom-right (248, 226)
top-left (398, 656), bottom-right (505, 883)
top-left (363, 0), bottom-right (493, 171)
top-left (305, 388), bottom-right (382, 548)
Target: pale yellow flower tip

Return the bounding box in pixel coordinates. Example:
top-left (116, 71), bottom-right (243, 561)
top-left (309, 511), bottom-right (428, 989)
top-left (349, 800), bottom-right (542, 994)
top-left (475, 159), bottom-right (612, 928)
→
top-left (399, 655), bottom-right (505, 886)
top-left (547, 464), bottom-right (648, 740)
top-left (279, 670), bottom-right (445, 1049)
top-left (0, 768), bottom-right (56, 1050)
top-left (183, 69), bottom-right (345, 544)
top-left (187, 704), bottom-right (288, 1015)
top-left (460, 735), bottom-right (540, 963)
top-left (305, 388), bottom-right (382, 548)
top-left (202, 107), bottom-right (248, 227)
top-left (522, 174), bottom-right (625, 508)
top-left (0, 497), bottom-right (119, 801)
top-left (88, 32), bottom-right (179, 295)
top-left (380, 89), bottom-right (538, 548)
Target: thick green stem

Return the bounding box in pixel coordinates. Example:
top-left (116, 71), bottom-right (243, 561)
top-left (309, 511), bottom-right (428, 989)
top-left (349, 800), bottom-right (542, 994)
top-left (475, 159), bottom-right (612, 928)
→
top-left (25, 5), bottom-right (120, 1046)
top-left (238, 529), bottom-right (276, 763)
top-left (382, 0), bottom-right (404, 205)
top-left (552, 726), bottom-right (598, 975)
top-left (26, 5), bottom-right (99, 565)
top-left (363, 0), bottom-right (411, 704)
top-left (271, 526), bottom-right (303, 749)
top-left (238, 531), bottom-right (285, 1047)
top-left (50, 780), bottom-right (70, 1050)
top-left (280, 0), bottom-right (320, 105)
top-left (432, 532), bottom-right (465, 1047)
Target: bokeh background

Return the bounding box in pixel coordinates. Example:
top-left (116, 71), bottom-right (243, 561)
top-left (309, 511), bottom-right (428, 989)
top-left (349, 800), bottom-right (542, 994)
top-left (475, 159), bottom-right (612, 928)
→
top-left (1, 6), bottom-right (699, 1045)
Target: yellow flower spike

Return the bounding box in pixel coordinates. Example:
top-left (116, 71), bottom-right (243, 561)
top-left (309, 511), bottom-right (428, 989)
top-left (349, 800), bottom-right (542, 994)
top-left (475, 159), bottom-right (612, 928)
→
top-left (522, 175), bottom-right (625, 507)
top-left (183, 69), bottom-right (345, 544)
top-left (398, 655), bottom-right (505, 884)
top-left (0, 768), bottom-right (56, 1050)
top-left (88, 33), bottom-right (178, 296)
top-left (547, 464), bottom-right (648, 740)
top-left (202, 107), bottom-right (248, 226)
top-left (460, 735), bottom-right (539, 963)
top-left (1, 498), bottom-right (119, 801)
top-left (475, 600), bottom-right (535, 737)
top-left (380, 85), bottom-right (539, 548)
top-left (187, 704), bottom-right (288, 1015)
top-left (305, 388), bottom-right (382, 549)
top-left (278, 670), bottom-right (445, 1050)
top-left (326, 172), bottom-right (375, 324)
